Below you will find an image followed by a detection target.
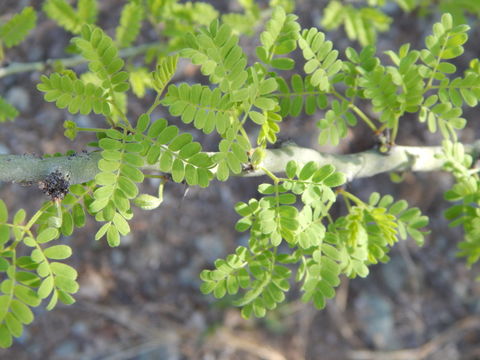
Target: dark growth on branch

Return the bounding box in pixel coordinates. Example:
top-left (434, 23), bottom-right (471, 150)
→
top-left (38, 170), bottom-right (70, 201)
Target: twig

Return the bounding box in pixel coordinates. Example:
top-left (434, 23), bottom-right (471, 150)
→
top-left (78, 301), bottom-right (186, 338)
top-left (347, 315), bottom-right (480, 360)
top-left (77, 301), bottom-right (191, 360)
top-left (98, 339), bottom-right (179, 360)
top-left (80, 301), bottom-right (287, 360)
top-left (211, 328), bottom-right (288, 360)
top-left (327, 278), bottom-right (365, 348)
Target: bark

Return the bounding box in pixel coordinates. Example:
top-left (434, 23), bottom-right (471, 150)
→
top-left (2, 142), bottom-right (479, 185)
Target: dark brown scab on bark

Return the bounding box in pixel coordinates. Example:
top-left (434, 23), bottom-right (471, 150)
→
top-left (38, 170), bottom-right (70, 201)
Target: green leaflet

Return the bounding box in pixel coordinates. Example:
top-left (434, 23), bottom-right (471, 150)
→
top-left (300, 251), bottom-right (341, 310)
top-left (276, 74), bottom-right (328, 117)
top-left (129, 67), bottom-right (152, 98)
top-left (200, 246), bottom-right (291, 318)
top-left (419, 99), bottom-right (465, 140)
top-left (441, 141), bottom-right (480, 266)
top-left (298, 27), bottom-right (343, 92)
top-left (358, 64), bottom-right (400, 127)
top-left (163, 83), bottom-right (234, 135)
top-left (24, 226), bottom-right (78, 308)
top-left (89, 129), bottom-right (145, 245)
top-left (43, 0), bottom-right (97, 34)
top-left (0, 7), bottom-right (37, 48)
top-left (116, 2), bottom-right (144, 48)
top-left (340, 15), bottom-right (472, 139)
top-left (384, 45), bottom-right (424, 113)
top-left (321, 1), bottom-right (391, 46)
top-left (221, 0), bottom-right (261, 36)
top-left (325, 191), bottom-right (429, 278)
top-left (73, 24), bottom-right (129, 93)
top-left (257, 111), bottom-right (282, 146)
top-left (416, 14), bottom-right (471, 139)
top-left (181, 20), bottom-right (248, 93)
top-left (151, 54), bottom-right (179, 95)
top-left (367, 192), bottom-right (429, 247)
top-left (317, 100), bottom-right (357, 146)
top-left (146, 0), bottom-right (219, 52)
top-left (37, 73), bottom-right (111, 116)
top-left (34, 183), bottom-right (91, 237)
top-left (134, 192), bottom-right (163, 211)
top-left (0, 202), bottom-right (79, 348)
top-left (213, 134), bottom-right (250, 181)
top-left (138, 116), bottom-right (214, 187)
top-left (0, 96), bottom-right (18, 122)
top-left (255, 6), bottom-right (300, 70)
top-left (421, 14), bottom-right (468, 65)
top-left (222, 13), bottom-right (258, 36)
top-left (438, 73), bottom-right (480, 109)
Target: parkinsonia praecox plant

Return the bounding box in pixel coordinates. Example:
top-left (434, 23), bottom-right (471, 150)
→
top-left (0, 1), bottom-right (479, 348)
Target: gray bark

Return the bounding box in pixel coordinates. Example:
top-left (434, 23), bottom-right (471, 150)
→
top-left (2, 142), bottom-right (479, 185)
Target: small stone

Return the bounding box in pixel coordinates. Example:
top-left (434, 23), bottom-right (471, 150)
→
top-left (110, 249), bottom-right (125, 266)
top-left (75, 115), bottom-right (94, 128)
top-left (6, 86), bottom-right (30, 112)
top-left (0, 143), bottom-right (9, 155)
top-left (71, 322), bottom-right (89, 337)
top-left (380, 256), bottom-right (407, 293)
top-left (187, 311), bottom-right (206, 331)
top-left (54, 340), bottom-right (79, 357)
top-left (194, 233), bottom-right (225, 263)
top-left (355, 291), bottom-right (398, 349)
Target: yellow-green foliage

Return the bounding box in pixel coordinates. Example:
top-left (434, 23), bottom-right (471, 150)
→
top-left (43, 0), bottom-right (98, 34)
top-left (2, 1), bottom-right (480, 349)
top-left (0, 7), bottom-right (36, 48)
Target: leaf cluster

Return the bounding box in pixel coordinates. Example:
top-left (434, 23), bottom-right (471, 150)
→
top-left (0, 7), bottom-right (36, 49)
top-left (0, 198), bottom-right (81, 348)
top-left (441, 141), bottom-right (480, 266)
top-left (201, 161), bottom-right (428, 316)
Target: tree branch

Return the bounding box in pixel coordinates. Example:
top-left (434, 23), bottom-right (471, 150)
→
top-left (0, 43), bottom-right (157, 78)
top-left (0, 152), bottom-right (102, 184)
top-left (2, 142), bottom-right (480, 186)
top-left (244, 142), bottom-right (480, 180)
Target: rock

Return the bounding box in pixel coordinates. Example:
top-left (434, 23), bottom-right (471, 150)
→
top-left (380, 256), bottom-right (407, 293)
top-left (355, 291), bottom-right (399, 349)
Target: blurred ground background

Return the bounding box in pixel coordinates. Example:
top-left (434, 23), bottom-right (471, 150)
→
top-left (0, 0), bottom-right (480, 359)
